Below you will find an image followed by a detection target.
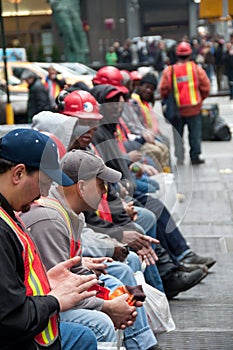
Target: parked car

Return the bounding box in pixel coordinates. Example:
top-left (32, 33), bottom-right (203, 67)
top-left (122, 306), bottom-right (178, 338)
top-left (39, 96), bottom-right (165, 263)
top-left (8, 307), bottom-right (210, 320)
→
top-left (33, 62), bottom-right (94, 88)
top-left (60, 62), bottom-right (96, 77)
top-left (0, 61), bottom-right (49, 93)
top-left (0, 88), bottom-right (28, 124)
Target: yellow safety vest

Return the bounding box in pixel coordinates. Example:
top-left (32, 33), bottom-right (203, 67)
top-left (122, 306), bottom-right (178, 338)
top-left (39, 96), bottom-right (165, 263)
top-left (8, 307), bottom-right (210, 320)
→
top-left (0, 207), bottom-right (59, 347)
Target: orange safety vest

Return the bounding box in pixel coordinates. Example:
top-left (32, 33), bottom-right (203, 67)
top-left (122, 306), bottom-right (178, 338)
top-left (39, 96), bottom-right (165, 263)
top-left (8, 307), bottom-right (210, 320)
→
top-left (172, 61), bottom-right (202, 107)
top-left (44, 81), bottom-right (62, 99)
top-left (87, 144), bottom-right (113, 223)
top-left (36, 197), bottom-right (82, 258)
top-left (131, 93), bottom-right (159, 133)
top-left (97, 192), bottom-right (113, 222)
top-left (0, 207), bottom-right (59, 347)
top-left (114, 118), bottom-right (129, 154)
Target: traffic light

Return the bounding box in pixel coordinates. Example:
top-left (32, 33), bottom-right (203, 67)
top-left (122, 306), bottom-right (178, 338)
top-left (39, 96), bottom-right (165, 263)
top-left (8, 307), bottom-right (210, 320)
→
top-left (200, 0), bottom-right (222, 19)
top-left (229, 0), bottom-right (233, 16)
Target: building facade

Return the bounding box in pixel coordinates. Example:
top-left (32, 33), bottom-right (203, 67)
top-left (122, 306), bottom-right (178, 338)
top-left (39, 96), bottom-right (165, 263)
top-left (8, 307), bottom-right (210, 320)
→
top-left (1, 0), bottom-right (232, 64)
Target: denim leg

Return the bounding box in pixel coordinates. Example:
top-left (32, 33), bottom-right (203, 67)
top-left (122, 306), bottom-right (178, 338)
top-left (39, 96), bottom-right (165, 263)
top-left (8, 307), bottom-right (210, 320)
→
top-left (134, 206), bottom-right (157, 237)
top-left (104, 261), bottom-right (158, 349)
top-left (186, 114), bottom-right (202, 160)
top-left (143, 196), bottom-right (190, 262)
top-left (60, 321), bottom-right (98, 350)
top-left (172, 119), bottom-right (185, 161)
top-left (126, 251), bottom-right (143, 273)
top-left (132, 208), bottom-right (164, 292)
top-left (144, 264), bottom-right (164, 292)
top-left (60, 309), bottom-right (116, 343)
top-left (227, 71), bottom-right (233, 98)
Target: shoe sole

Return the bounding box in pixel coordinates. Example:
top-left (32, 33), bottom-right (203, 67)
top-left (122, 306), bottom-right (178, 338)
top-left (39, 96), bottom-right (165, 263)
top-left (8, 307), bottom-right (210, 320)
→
top-left (166, 271), bottom-right (208, 299)
top-left (206, 260), bottom-right (216, 269)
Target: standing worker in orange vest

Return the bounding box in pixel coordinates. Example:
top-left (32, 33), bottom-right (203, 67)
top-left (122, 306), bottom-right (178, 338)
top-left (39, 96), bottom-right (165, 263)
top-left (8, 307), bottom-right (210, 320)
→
top-left (159, 41), bottom-right (210, 165)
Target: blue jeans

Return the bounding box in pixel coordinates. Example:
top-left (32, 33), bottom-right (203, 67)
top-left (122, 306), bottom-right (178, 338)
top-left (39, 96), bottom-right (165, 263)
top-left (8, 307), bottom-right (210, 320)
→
top-left (173, 114), bottom-right (202, 161)
top-left (133, 207), bottom-right (164, 292)
top-left (133, 193), bottom-right (191, 263)
top-left (60, 321), bottom-right (97, 350)
top-left (60, 309), bottom-right (116, 343)
top-left (228, 70), bottom-right (233, 99)
top-left (104, 261), bottom-right (158, 349)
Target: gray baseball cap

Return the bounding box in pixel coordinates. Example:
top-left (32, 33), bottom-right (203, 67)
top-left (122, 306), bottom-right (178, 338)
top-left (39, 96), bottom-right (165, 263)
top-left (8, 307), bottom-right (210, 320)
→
top-left (60, 149), bottom-right (122, 183)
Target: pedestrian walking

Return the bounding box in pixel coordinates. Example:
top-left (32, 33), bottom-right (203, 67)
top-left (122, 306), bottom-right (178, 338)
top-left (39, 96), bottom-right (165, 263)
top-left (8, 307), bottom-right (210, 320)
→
top-left (21, 70), bottom-right (52, 122)
top-left (159, 41), bottom-right (210, 165)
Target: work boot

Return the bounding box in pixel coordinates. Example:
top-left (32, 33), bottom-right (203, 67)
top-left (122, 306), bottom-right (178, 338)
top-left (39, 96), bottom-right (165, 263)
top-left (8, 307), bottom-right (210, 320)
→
top-left (178, 262), bottom-right (208, 274)
top-left (180, 251), bottom-right (216, 269)
top-left (191, 157), bottom-right (205, 165)
top-left (162, 268), bottom-right (208, 299)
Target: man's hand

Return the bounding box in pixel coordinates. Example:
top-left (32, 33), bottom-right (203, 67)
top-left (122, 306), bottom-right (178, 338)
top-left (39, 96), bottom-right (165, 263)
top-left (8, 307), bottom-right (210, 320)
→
top-left (122, 231), bottom-right (159, 265)
top-left (128, 150), bottom-right (142, 162)
top-left (82, 257), bottom-right (113, 276)
top-left (47, 257), bottom-right (98, 312)
top-left (102, 294), bottom-right (138, 329)
top-left (142, 130), bottom-right (156, 144)
top-left (112, 244), bottom-right (130, 262)
top-left (140, 164), bottom-right (159, 176)
top-left (137, 245), bottom-right (158, 265)
top-left (122, 200), bottom-right (138, 220)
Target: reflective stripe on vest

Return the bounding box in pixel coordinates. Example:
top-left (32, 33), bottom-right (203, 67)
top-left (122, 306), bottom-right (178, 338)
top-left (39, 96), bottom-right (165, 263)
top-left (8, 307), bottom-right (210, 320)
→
top-left (115, 119), bottom-right (128, 154)
top-left (36, 197), bottom-right (81, 258)
top-left (88, 145), bottom-right (113, 223)
top-left (173, 62), bottom-right (201, 107)
top-left (45, 81), bottom-right (61, 99)
top-left (131, 93), bottom-right (153, 128)
top-left (0, 207), bottom-right (59, 346)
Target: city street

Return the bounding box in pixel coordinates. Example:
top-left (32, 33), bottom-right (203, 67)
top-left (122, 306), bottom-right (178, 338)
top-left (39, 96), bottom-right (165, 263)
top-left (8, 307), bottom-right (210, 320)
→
top-left (0, 94), bottom-right (233, 349)
top-left (154, 95), bottom-right (233, 350)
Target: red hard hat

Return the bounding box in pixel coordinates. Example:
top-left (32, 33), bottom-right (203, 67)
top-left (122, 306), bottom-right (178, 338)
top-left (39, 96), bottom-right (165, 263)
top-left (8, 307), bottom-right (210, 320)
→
top-left (59, 90), bottom-right (103, 120)
top-left (93, 66), bottom-right (129, 93)
top-left (130, 70), bottom-right (142, 81)
top-left (176, 42), bottom-right (192, 56)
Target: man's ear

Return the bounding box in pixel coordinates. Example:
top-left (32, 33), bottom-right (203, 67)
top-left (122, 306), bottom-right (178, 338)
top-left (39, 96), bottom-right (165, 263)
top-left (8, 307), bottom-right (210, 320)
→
top-left (76, 180), bottom-right (85, 197)
top-left (12, 164), bottom-right (26, 184)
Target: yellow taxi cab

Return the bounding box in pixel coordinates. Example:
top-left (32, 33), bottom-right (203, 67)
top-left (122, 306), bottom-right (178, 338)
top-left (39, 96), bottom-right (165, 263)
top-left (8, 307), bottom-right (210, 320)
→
top-left (0, 61), bottom-right (48, 93)
top-left (33, 62), bottom-right (94, 89)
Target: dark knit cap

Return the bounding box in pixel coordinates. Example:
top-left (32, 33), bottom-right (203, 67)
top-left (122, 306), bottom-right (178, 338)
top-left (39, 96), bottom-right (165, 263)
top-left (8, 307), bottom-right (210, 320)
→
top-left (139, 73), bottom-right (158, 89)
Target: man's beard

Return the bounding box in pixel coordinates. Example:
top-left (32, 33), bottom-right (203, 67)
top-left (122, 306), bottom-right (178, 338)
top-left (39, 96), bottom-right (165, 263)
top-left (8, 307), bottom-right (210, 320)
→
top-left (21, 204), bottom-right (31, 213)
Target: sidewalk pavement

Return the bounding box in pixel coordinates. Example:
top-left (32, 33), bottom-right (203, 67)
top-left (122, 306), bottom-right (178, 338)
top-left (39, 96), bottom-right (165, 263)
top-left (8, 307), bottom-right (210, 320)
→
top-left (155, 95), bottom-right (233, 349)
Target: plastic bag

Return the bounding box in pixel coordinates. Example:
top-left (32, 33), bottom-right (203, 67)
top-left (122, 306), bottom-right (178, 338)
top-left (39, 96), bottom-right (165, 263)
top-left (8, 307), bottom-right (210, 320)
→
top-left (134, 271), bottom-right (175, 334)
top-left (98, 330), bottom-right (125, 350)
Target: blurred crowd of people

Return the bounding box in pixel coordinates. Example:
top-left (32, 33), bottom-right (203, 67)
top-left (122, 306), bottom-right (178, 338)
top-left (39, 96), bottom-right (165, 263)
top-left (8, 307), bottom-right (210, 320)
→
top-left (105, 33), bottom-right (233, 98)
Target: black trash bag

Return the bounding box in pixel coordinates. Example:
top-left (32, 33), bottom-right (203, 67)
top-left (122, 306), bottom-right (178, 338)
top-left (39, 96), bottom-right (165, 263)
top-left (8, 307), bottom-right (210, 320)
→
top-left (201, 104), bottom-right (231, 141)
top-left (201, 104), bottom-right (219, 141)
top-left (213, 116), bottom-right (232, 141)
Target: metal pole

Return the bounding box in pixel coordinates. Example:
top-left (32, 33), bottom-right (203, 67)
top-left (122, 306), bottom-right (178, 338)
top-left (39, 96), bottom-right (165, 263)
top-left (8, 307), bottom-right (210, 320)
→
top-left (223, 0), bottom-right (229, 41)
top-left (0, 0), bottom-right (14, 124)
top-left (14, 1), bottom-right (21, 43)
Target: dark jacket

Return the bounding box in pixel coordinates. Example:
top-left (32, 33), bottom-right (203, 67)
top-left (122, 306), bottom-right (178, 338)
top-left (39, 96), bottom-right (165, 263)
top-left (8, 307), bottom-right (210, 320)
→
top-left (224, 51), bottom-right (233, 76)
top-left (27, 78), bottom-right (51, 121)
top-left (0, 194), bottom-right (60, 350)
